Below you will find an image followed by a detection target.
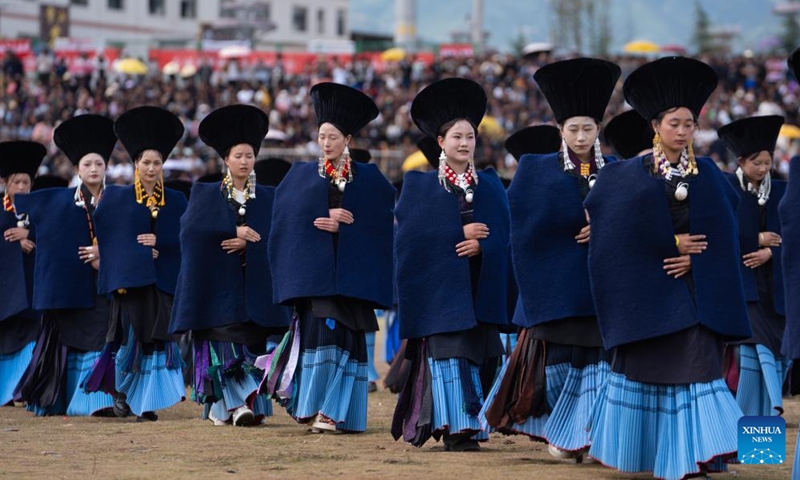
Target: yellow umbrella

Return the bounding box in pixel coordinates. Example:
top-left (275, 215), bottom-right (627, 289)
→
top-left (402, 150), bottom-right (429, 172)
top-left (381, 47), bottom-right (406, 62)
top-left (114, 58), bottom-right (149, 75)
top-left (478, 116), bottom-right (505, 139)
top-left (623, 40), bottom-right (660, 54)
top-left (780, 124), bottom-right (800, 139)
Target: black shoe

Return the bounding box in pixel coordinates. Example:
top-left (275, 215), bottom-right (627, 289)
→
top-left (136, 411), bottom-right (158, 422)
top-left (113, 394), bottom-right (131, 418)
top-left (443, 433), bottom-right (481, 452)
top-left (367, 381), bottom-right (378, 393)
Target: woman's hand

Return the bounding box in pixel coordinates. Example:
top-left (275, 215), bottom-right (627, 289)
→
top-left (20, 239), bottom-right (35, 254)
top-left (743, 248), bottom-right (772, 269)
top-left (4, 227), bottom-right (29, 242)
top-left (79, 245), bottom-right (99, 264)
top-left (463, 222), bottom-right (489, 240)
top-left (329, 208), bottom-right (354, 225)
top-left (664, 255), bottom-right (692, 278)
top-left (456, 239), bottom-right (482, 257)
top-left (758, 232), bottom-right (781, 248)
top-left (236, 226), bottom-right (261, 243)
top-left (221, 238), bottom-right (247, 254)
top-left (151, 248), bottom-right (160, 259)
top-left (137, 233), bottom-right (157, 247)
top-left (676, 234), bottom-right (707, 255)
top-left (314, 217), bottom-right (340, 233)
top-left (575, 225), bottom-right (590, 244)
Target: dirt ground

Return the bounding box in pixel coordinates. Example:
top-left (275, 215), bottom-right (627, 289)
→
top-left (1, 336), bottom-right (797, 480)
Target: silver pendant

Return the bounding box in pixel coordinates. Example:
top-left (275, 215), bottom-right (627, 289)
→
top-left (465, 190), bottom-right (474, 203)
top-left (758, 197), bottom-right (767, 206)
top-left (17, 220), bottom-right (25, 228)
top-left (588, 174), bottom-right (597, 190)
top-left (675, 182), bottom-right (688, 201)
top-left (238, 206), bottom-right (246, 216)
top-left (337, 179), bottom-right (346, 192)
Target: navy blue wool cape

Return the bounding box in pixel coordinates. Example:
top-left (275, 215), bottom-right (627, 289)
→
top-left (726, 174), bottom-right (786, 315)
top-left (269, 161), bottom-right (395, 308)
top-left (584, 156), bottom-right (751, 348)
top-left (0, 210), bottom-right (35, 321)
top-left (14, 188), bottom-right (96, 309)
top-left (395, 169), bottom-right (511, 340)
top-left (170, 183), bottom-right (290, 333)
top-left (94, 185), bottom-right (187, 295)
top-left (780, 157), bottom-right (800, 358)
top-left (508, 152), bottom-right (615, 328)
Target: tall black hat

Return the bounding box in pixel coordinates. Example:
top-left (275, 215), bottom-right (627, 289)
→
top-left (310, 82), bottom-right (379, 136)
top-left (417, 136), bottom-right (441, 169)
top-left (54, 114), bottom-right (117, 165)
top-left (533, 58), bottom-right (621, 124)
top-left (0, 141), bottom-right (46, 179)
top-left (350, 148), bottom-right (371, 164)
top-left (504, 125), bottom-right (562, 160)
top-left (717, 115), bottom-right (784, 159)
top-left (254, 158), bottom-right (292, 187)
top-left (197, 172), bottom-right (223, 183)
top-left (199, 104), bottom-right (268, 158)
top-left (623, 56), bottom-right (718, 121)
top-left (603, 110), bottom-right (654, 159)
top-left (115, 106), bottom-right (184, 161)
top-left (31, 174), bottom-right (69, 191)
top-left (411, 78), bottom-right (487, 139)
top-left (788, 47), bottom-right (800, 80)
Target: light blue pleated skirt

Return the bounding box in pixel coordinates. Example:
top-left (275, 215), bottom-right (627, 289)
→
top-left (365, 331), bottom-right (380, 383)
top-left (588, 371), bottom-right (741, 480)
top-left (499, 333), bottom-right (518, 362)
top-left (478, 359), bottom-right (570, 439)
top-left (294, 344), bottom-right (369, 432)
top-left (545, 361), bottom-right (610, 452)
top-left (116, 341), bottom-right (185, 416)
top-left (736, 344), bottom-right (792, 417)
top-left (429, 358), bottom-right (488, 441)
top-left (209, 372), bottom-right (261, 422)
top-left (0, 342), bottom-right (34, 405)
top-left (65, 350), bottom-right (115, 416)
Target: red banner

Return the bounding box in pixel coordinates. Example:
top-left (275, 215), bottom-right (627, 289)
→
top-left (0, 39), bottom-right (32, 56)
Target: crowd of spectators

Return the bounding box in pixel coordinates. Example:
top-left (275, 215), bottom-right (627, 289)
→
top-left (2, 46), bottom-right (799, 186)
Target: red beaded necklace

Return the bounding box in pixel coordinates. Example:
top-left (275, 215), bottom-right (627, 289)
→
top-left (3, 193), bottom-right (13, 213)
top-left (442, 162), bottom-right (474, 188)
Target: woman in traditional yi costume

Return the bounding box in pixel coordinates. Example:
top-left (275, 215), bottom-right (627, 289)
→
top-left (266, 83), bottom-right (394, 434)
top-left (392, 78), bottom-right (510, 452)
top-left (480, 58), bottom-right (620, 461)
top-left (170, 104), bottom-right (291, 427)
top-left (82, 106), bottom-right (187, 422)
top-left (14, 114), bottom-right (117, 416)
top-left (602, 109), bottom-right (654, 160)
top-left (585, 57), bottom-right (751, 480)
top-left (0, 141), bottom-right (46, 406)
top-left (717, 115), bottom-right (789, 417)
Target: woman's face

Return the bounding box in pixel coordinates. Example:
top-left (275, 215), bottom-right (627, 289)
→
top-left (739, 150), bottom-right (772, 183)
top-left (77, 153), bottom-right (107, 187)
top-left (437, 120), bottom-right (476, 166)
top-left (318, 123), bottom-right (351, 161)
top-left (653, 107), bottom-right (695, 153)
top-left (4, 173), bottom-right (32, 199)
top-left (224, 143), bottom-right (255, 183)
top-left (560, 116), bottom-right (598, 158)
top-left (136, 149), bottom-right (164, 185)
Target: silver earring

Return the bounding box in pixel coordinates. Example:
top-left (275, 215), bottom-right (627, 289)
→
top-left (342, 145), bottom-right (350, 161)
top-left (594, 136), bottom-right (605, 170)
top-left (437, 149), bottom-right (447, 183)
top-left (561, 137), bottom-right (575, 171)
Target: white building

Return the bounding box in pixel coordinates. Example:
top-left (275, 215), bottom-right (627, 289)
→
top-left (0, 0), bottom-right (352, 54)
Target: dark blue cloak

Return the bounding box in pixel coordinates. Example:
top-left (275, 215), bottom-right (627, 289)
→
top-left (725, 174), bottom-right (786, 315)
top-left (395, 169), bottom-right (510, 340)
top-left (169, 182), bottom-right (291, 333)
top-left (780, 157), bottom-right (800, 359)
top-left (94, 185), bottom-right (187, 295)
top-left (508, 152), bottom-right (615, 328)
top-left (584, 156), bottom-right (751, 349)
top-left (269, 161), bottom-right (395, 308)
top-left (0, 210), bottom-right (36, 321)
top-left (14, 188), bottom-right (96, 310)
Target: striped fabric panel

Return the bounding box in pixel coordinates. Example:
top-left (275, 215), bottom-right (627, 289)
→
top-left (294, 345), bottom-right (369, 432)
top-left (115, 348), bottom-right (186, 416)
top-left (544, 361), bottom-right (610, 452)
top-left (365, 331), bottom-right (380, 382)
top-left (429, 358), bottom-right (488, 441)
top-left (736, 344), bottom-right (792, 416)
top-left (65, 350), bottom-right (115, 416)
top-left (0, 341), bottom-right (34, 405)
top-left (589, 372), bottom-right (741, 480)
